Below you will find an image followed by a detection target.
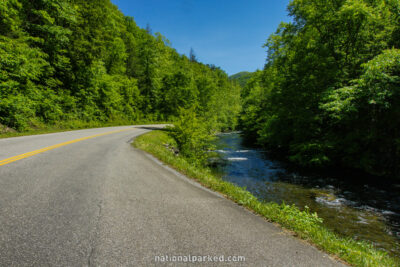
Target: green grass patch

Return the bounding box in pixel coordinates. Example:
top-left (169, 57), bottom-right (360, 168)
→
top-left (133, 130), bottom-right (399, 267)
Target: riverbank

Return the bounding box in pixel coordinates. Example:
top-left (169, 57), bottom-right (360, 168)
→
top-left (213, 132), bottom-right (400, 257)
top-left (133, 130), bottom-right (398, 267)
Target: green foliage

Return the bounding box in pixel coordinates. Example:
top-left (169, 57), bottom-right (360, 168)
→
top-left (134, 130), bottom-right (399, 267)
top-left (0, 0), bottom-right (241, 135)
top-left (241, 0), bottom-right (400, 177)
top-left (169, 107), bottom-right (215, 165)
top-left (0, 0), bottom-right (22, 36)
top-left (359, 49), bottom-right (400, 109)
top-left (0, 94), bottom-right (35, 130)
top-left (161, 71), bottom-right (198, 116)
top-left (239, 70), bottom-right (265, 140)
top-left (321, 49), bottom-right (400, 176)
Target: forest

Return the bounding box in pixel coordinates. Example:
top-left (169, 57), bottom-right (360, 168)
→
top-left (240, 0), bottom-right (400, 178)
top-left (0, 0), bottom-right (241, 133)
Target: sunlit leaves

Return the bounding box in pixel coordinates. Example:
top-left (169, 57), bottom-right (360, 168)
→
top-left (241, 0), bottom-right (400, 176)
top-left (0, 0), bottom-right (241, 138)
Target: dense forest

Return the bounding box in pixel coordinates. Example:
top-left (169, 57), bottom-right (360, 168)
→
top-left (0, 0), bottom-right (241, 132)
top-left (241, 0), bottom-right (400, 178)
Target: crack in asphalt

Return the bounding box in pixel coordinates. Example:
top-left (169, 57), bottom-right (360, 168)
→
top-left (88, 200), bottom-right (103, 267)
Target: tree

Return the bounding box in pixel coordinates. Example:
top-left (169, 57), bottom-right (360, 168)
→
top-left (189, 47), bottom-right (197, 62)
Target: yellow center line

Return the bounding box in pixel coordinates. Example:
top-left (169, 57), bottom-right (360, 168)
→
top-left (0, 128), bottom-right (133, 167)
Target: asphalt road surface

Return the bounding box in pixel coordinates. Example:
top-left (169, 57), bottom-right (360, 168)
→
top-left (0, 126), bottom-right (344, 266)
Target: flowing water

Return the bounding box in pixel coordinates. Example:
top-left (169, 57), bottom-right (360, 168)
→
top-left (213, 132), bottom-right (400, 257)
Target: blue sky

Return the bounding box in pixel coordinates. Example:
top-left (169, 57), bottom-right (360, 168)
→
top-left (111, 0), bottom-right (291, 75)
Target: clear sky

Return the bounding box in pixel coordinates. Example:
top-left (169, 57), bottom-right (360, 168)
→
top-left (110, 0), bottom-right (291, 75)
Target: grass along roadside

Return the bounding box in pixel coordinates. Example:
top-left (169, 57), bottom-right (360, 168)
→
top-left (0, 120), bottom-right (167, 139)
top-left (133, 130), bottom-right (398, 267)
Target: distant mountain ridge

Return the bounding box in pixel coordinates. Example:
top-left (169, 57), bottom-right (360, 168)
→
top-left (229, 71), bottom-right (254, 87)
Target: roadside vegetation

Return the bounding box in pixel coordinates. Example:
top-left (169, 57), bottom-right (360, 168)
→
top-left (134, 128), bottom-right (398, 267)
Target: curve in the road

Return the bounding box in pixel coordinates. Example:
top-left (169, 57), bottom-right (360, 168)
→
top-left (0, 126), bottom-right (344, 266)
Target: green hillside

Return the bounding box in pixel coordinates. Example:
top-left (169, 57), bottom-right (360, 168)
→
top-left (0, 0), bottom-right (241, 132)
top-left (229, 71), bottom-right (254, 87)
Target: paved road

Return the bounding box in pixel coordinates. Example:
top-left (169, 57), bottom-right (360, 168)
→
top-left (0, 126), bottom-right (344, 266)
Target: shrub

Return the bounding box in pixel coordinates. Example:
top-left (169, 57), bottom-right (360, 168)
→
top-left (169, 107), bottom-right (215, 165)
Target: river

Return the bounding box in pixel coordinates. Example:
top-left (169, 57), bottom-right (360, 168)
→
top-left (213, 132), bottom-right (400, 257)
